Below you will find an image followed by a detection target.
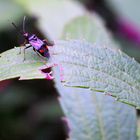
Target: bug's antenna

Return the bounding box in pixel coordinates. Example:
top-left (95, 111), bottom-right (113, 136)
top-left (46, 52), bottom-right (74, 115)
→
top-left (12, 22), bottom-right (23, 35)
top-left (23, 16), bottom-right (26, 33)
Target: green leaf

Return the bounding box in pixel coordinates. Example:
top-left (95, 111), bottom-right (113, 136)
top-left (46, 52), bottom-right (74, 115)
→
top-left (53, 14), bottom-right (137, 140)
top-left (0, 47), bottom-right (48, 81)
top-left (62, 14), bottom-right (116, 47)
top-left (62, 15), bottom-right (100, 43)
top-left (56, 85), bottom-right (137, 140)
top-left (52, 40), bottom-right (140, 108)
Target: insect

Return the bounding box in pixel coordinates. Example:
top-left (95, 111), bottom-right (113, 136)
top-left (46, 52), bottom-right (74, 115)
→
top-left (12, 16), bottom-right (54, 80)
top-left (12, 16), bottom-right (54, 59)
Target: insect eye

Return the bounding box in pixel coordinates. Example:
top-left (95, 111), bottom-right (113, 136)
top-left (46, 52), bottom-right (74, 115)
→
top-left (34, 36), bottom-right (37, 40)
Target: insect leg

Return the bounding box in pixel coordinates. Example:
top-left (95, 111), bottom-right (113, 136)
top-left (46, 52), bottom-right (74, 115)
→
top-left (23, 44), bottom-right (32, 61)
top-left (43, 39), bottom-right (54, 46)
top-left (19, 40), bottom-right (28, 54)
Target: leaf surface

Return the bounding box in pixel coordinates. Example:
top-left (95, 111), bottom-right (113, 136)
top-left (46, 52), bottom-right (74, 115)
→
top-left (52, 40), bottom-right (140, 108)
top-left (55, 80), bottom-right (137, 140)
top-left (62, 14), bottom-right (115, 47)
top-left (0, 47), bottom-right (48, 81)
top-left (52, 14), bottom-right (138, 140)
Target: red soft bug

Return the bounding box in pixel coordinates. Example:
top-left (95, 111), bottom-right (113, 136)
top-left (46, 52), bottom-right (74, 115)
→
top-left (12, 16), bottom-right (54, 59)
top-left (12, 16), bottom-right (54, 80)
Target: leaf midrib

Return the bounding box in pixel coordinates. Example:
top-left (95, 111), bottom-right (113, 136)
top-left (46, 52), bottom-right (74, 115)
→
top-left (61, 61), bottom-right (140, 96)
